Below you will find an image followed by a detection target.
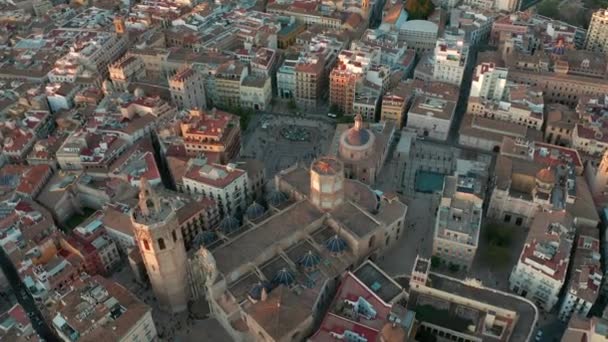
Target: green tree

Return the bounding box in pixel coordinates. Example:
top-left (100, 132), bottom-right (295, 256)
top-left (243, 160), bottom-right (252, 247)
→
top-left (404, 0), bottom-right (435, 20)
top-left (287, 99), bottom-right (297, 111)
top-left (431, 256), bottom-right (441, 269)
top-left (536, 0), bottom-right (560, 19)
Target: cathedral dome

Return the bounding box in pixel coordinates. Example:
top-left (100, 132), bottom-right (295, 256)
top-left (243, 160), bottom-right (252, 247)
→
top-left (245, 202), bottom-right (265, 221)
top-left (536, 168), bottom-right (555, 184)
top-left (338, 114), bottom-right (375, 162)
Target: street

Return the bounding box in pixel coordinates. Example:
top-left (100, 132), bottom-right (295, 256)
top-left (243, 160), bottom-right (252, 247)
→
top-left (0, 247), bottom-right (58, 341)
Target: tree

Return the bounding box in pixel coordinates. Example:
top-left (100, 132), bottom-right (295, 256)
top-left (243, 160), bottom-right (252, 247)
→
top-left (404, 0), bottom-right (435, 20)
top-left (536, 0), bottom-right (560, 19)
top-left (431, 256), bottom-right (441, 269)
top-left (329, 103), bottom-right (343, 116)
top-left (448, 263), bottom-right (460, 273)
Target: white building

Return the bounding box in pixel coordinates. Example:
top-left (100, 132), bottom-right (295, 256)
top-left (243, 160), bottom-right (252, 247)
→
top-left (509, 211), bottom-right (574, 311)
top-left (182, 158), bottom-right (248, 218)
top-left (397, 20), bottom-right (438, 53)
top-left (277, 57), bottom-right (297, 99)
top-left (585, 9), bottom-right (608, 54)
top-left (558, 226), bottom-right (602, 321)
top-left (432, 39), bottom-right (470, 87)
top-left (470, 62), bottom-right (508, 101)
top-left (432, 175), bottom-right (483, 270)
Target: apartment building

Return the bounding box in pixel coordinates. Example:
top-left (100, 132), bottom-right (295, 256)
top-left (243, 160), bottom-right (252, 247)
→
top-left (381, 90), bottom-right (409, 128)
top-left (433, 175), bottom-right (483, 270)
top-left (295, 54), bottom-right (326, 110)
top-left (558, 226), bottom-right (602, 322)
top-left (108, 55), bottom-right (146, 91)
top-left (509, 211), bottom-right (574, 311)
top-left (330, 68), bottom-right (360, 115)
top-left (212, 60), bottom-right (248, 109)
top-left (470, 62), bottom-right (508, 101)
top-left (170, 67), bottom-right (207, 110)
top-left (182, 158), bottom-right (248, 218)
top-left (433, 39), bottom-right (470, 86)
top-left (179, 108), bottom-right (241, 163)
top-left (585, 9), bottom-right (608, 54)
top-left (49, 275), bottom-right (157, 342)
top-left (467, 84), bottom-right (544, 131)
top-left (277, 56), bottom-right (297, 99)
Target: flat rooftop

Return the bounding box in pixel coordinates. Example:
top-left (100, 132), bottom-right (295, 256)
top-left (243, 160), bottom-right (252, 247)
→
top-left (427, 274), bottom-right (537, 342)
top-left (330, 201), bottom-right (380, 237)
top-left (353, 262), bottom-right (402, 303)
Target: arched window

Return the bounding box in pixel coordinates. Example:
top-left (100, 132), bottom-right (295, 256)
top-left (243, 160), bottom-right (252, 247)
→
top-left (158, 238), bottom-right (166, 250)
top-left (143, 239), bottom-right (150, 251)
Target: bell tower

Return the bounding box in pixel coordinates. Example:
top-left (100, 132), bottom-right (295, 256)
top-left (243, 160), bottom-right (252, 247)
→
top-left (114, 15), bottom-right (126, 35)
top-left (593, 150), bottom-right (608, 197)
top-left (132, 179), bottom-right (189, 313)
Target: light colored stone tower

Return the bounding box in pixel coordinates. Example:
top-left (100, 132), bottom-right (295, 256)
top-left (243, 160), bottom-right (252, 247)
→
top-left (593, 150), bottom-right (608, 197)
top-left (131, 179), bottom-right (189, 313)
top-left (310, 156), bottom-right (345, 211)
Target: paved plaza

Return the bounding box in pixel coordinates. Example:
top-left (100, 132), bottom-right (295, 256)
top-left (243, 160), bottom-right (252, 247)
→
top-left (378, 192), bottom-right (439, 277)
top-left (242, 113), bottom-right (335, 178)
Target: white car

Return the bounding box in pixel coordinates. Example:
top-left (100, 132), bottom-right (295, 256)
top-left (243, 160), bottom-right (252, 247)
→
top-left (535, 330), bottom-right (543, 341)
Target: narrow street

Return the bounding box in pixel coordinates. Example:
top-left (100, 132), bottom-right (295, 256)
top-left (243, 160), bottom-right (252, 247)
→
top-left (0, 247), bottom-right (58, 341)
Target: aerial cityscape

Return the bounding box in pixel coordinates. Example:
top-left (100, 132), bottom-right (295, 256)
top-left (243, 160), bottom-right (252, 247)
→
top-left (1, 0), bottom-right (608, 341)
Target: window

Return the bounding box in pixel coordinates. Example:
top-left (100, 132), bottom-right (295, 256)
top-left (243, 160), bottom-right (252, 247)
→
top-left (158, 238), bottom-right (166, 250)
top-left (504, 214), bottom-right (511, 223)
top-left (172, 230), bottom-right (177, 242)
top-left (515, 217), bottom-right (523, 226)
top-left (143, 239), bottom-right (150, 251)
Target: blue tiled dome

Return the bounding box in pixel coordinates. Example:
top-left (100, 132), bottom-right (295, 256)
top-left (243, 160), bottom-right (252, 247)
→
top-left (245, 202), bottom-right (265, 220)
top-left (326, 235), bottom-right (347, 254)
top-left (267, 191), bottom-right (288, 207)
top-left (192, 230), bottom-right (217, 248)
top-left (248, 281), bottom-right (272, 300)
top-left (218, 216), bottom-right (240, 234)
top-left (273, 268), bottom-right (295, 286)
top-left (298, 250), bottom-right (321, 269)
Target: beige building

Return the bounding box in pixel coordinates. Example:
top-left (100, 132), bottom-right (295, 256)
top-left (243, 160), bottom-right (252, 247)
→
top-left (381, 92), bottom-right (408, 129)
top-left (488, 137), bottom-right (599, 229)
top-left (170, 67), bottom-right (207, 110)
top-left (295, 55), bottom-right (326, 110)
top-left (213, 61), bottom-right (248, 109)
top-left (433, 39), bottom-right (470, 86)
top-left (407, 94), bottom-right (456, 141)
top-left (585, 9), bottom-right (608, 54)
top-left (108, 55), bottom-right (146, 92)
top-left (240, 75), bottom-right (271, 111)
top-left (408, 256), bottom-right (538, 342)
top-left (193, 156), bottom-right (407, 342)
top-left (131, 180), bottom-right (189, 313)
top-left (432, 175), bottom-right (483, 270)
top-left (562, 315), bottom-right (608, 342)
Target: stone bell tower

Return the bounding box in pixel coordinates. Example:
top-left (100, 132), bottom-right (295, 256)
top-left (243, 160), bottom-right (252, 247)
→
top-left (131, 178), bottom-right (189, 313)
top-left (593, 149), bottom-right (608, 197)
